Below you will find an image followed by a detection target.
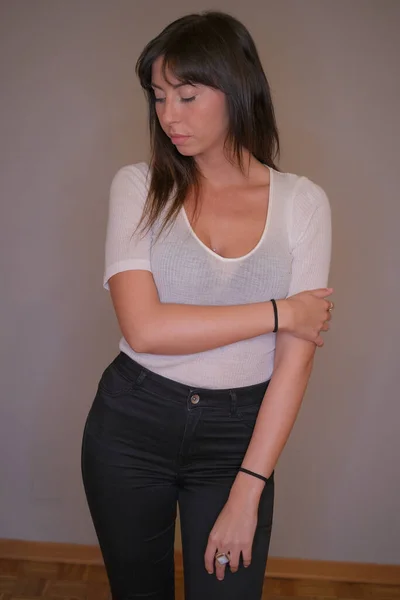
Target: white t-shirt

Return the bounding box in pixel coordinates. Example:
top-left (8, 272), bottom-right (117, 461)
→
top-left (104, 162), bottom-right (331, 388)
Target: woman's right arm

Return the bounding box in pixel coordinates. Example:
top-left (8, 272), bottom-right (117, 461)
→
top-left (109, 270), bottom-right (332, 354)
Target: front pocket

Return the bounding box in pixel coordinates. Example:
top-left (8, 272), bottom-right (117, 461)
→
top-left (236, 404), bottom-right (261, 431)
top-left (97, 363), bottom-right (140, 397)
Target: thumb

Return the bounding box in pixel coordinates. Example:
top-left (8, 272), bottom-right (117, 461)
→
top-left (310, 287), bottom-right (333, 298)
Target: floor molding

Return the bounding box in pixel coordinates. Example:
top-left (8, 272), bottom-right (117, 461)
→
top-left (0, 538), bottom-right (399, 585)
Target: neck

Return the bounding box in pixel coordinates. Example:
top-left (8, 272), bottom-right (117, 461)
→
top-left (195, 147), bottom-right (256, 189)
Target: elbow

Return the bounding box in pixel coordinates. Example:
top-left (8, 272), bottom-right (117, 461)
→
top-left (120, 305), bottom-right (162, 354)
top-left (125, 332), bottom-right (150, 354)
top-left (125, 324), bottom-right (157, 354)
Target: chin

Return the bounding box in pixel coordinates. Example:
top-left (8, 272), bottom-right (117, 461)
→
top-left (174, 147), bottom-right (197, 157)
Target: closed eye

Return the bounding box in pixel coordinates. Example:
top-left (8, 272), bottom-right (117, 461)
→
top-left (153, 96), bottom-right (196, 104)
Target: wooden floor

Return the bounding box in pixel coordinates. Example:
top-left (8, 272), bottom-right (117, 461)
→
top-left (0, 558), bottom-right (399, 599)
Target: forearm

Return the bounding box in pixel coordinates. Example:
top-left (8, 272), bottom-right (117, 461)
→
top-left (129, 300), bottom-right (287, 355)
top-left (110, 271), bottom-right (331, 354)
top-left (229, 333), bottom-right (316, 503)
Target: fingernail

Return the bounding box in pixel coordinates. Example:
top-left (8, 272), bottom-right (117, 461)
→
top-left (207, 570), bottom-right (213, 575)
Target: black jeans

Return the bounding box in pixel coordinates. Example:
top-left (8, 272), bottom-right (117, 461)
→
top-left (81, 352), bottom-right (274, 600)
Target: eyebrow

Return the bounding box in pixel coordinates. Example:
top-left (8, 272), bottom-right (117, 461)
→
top-left (151, 82), bottom-right (193, 90)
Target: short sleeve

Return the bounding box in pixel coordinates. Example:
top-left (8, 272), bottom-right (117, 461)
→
top-left (287, 178), bottom-right (332, 297)
top-left (103, 163), bottom-right (151, 290)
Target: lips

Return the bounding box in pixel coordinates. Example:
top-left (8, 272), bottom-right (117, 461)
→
top-left (169, 134), bottom-right (190, 144)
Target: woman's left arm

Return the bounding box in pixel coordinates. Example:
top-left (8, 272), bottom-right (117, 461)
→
top-left (204, 177), bottom-right (332, 578)
top-left (204, 334), bottom-right (316, 577)
top-left (237, 332), bottom-right (316, 485)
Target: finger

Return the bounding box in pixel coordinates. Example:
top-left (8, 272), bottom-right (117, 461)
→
top-left (242, 547), bottom-right (252, 569)
top-left (229, 550), bottom-right (240, 574)
top-left (215, 553), bottom-right (228, 581)
top-left (204, 540), bottom-right (217, 575)
top-left (316, 335), bottom-right (324, 347)
top-left (321, 322), bottom-right (330, 332)
top-left (325, 299), bottom-right (335, 312)
top-left (310, 287), bottom-right (334, 298)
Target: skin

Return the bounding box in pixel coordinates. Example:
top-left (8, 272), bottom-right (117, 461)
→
top-left (152, 56), bottom-right (230, 169)
top-left (149, 57), bottom-right (332, 580)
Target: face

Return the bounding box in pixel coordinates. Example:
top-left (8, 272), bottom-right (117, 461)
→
top-left (151, 56), bottom-right (229, 159)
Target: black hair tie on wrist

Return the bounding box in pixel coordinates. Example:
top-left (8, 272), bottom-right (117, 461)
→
top-left (271, 298), bottom-right (278, 333)
top-left (239, 467), bottom-right (269, 484)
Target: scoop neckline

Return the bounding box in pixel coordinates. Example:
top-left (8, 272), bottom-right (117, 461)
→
top-left (181, 166), bottom-right (274, 263)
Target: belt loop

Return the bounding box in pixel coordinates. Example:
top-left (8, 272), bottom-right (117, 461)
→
top-left (229, 390), bottom-right (238, 416)
top-left (135, 369), bottom-right (147, 386)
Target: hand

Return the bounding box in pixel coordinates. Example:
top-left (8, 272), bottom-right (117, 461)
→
top-left (278, 288), bottom-right (334, 347)
top-left (204, 495), bottom-right (258, 581)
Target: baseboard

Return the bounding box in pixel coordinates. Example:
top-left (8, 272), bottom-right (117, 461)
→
top-left (0, 538), bottom-right (399, 585)
top-left (0, 539), bottom-right (103, 565)
top-left (265, 556), bottom-right (400, 585)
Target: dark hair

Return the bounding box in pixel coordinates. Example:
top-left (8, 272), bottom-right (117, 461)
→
top-left (135, 11), bottom-right (280, 235)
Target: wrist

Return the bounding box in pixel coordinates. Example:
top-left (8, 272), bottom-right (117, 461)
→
top-left (229, 471), bottom-right (264, 506)
top-left (275, 299), bottom-right (291, 333)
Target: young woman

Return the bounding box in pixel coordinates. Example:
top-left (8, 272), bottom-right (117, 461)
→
top-left (81, 11), bottom-right (333, 600)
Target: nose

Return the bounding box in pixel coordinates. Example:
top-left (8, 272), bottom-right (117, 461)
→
top-left (159, 97), bottom-right (180, 127)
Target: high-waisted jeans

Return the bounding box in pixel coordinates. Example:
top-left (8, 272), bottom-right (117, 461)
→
top-left (81, 352), bottom-right (274, 600)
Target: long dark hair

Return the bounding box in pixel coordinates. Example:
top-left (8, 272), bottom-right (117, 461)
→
top-left (135, 11), bottom-right (280, 235)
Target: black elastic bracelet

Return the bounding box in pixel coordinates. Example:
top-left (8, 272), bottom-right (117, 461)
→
top-left (271, 298), bottom-right (278, 333)
top-left (239, 467), bottom-right (269, 484)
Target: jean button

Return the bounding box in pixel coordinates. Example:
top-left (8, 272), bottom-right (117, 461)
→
top-left (190, 394), bottom-right (200, 405)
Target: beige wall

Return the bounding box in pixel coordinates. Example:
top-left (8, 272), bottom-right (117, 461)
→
top-left (1, 0), bottom-right (399, 564)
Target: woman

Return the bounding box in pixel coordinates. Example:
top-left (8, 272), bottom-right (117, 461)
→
top-left (81, 11), bottom-right (333, 600)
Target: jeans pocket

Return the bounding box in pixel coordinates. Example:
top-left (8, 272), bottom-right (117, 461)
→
top-left (236, 404), bottom-right (261, 431)
top-left (97, 363), bottom-right (143, 397)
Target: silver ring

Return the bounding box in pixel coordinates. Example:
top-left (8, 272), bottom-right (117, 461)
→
top-left (328, 301), bottom-right (334, 312)
top-left (215, 552), bottom-right (230, 565)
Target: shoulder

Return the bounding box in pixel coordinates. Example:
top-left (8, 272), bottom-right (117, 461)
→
top-left (272, 168), bottom-right (330, 216)
top-left (110, 162), bottom-right (150, 197)
top-left (272, 168), bottom-right (331, 248)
